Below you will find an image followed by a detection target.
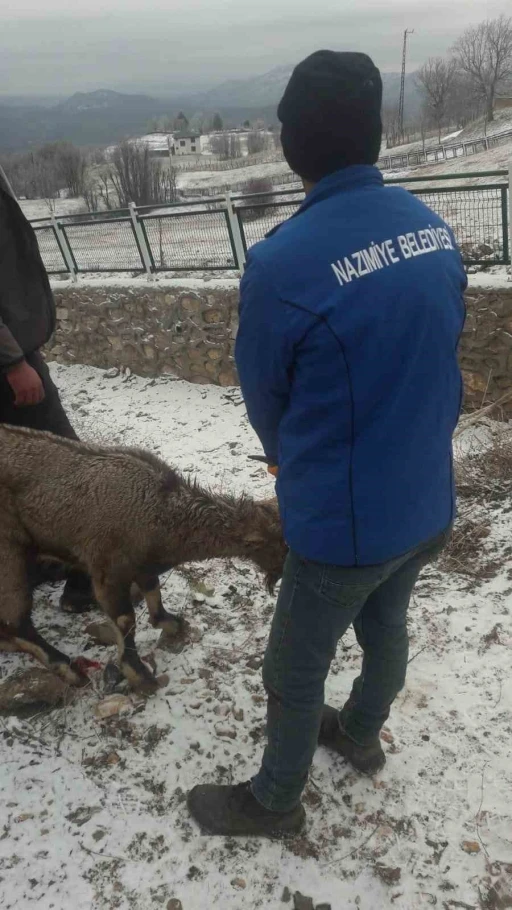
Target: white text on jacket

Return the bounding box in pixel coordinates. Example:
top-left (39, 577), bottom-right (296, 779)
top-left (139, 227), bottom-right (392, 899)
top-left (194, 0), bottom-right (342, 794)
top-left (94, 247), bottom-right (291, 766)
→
top-left (331, 226), bottom-right (455, 287)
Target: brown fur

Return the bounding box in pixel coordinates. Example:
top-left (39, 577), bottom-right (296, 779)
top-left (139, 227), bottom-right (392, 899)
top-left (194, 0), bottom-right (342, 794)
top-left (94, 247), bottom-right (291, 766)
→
top-left (0, 424), bottom-right (287, 691)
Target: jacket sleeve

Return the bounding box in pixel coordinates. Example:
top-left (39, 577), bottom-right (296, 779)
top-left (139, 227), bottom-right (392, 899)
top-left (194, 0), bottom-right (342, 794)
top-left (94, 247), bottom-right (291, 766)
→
top-left (235, 254), bottom-right (305, 465)
top-left (0, 317), bottom-right (24, 370)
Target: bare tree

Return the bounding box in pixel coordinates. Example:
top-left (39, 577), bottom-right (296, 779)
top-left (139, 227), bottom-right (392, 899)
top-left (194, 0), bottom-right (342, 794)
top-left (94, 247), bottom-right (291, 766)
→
top-left (0, 153), bottom-right (32, 198)
top-left (382, 104), bottom-right (402, 148)
top-left (56, 142), bottom-right (87, 198)
top-left (82, 182), bottom-right (100, 213)
top-left (210, 133), bottom-right (242, 160)
top-left (246, 131), bottom-right (269, 155)
top-left (29, 150), bottom-right (61, 204)
top-left (229, 134), bottom-right (242, 159)
top-left (109, 142), bottom-right (177, 207)
top-left (88, 146), bottom-right (107, 166)
top-left (243, 176), bottom-right (274, 220)
top-left (209, 134), bottom-right (229, 159)
top-left (2, 141), bottom-right (88, 200)
top-left (416, 57), bottom-right (458, 142)
top-left (453, 15), bottom-right (512, 122)
top-left (446, 72), bottom-right (484, 129)
top-left (98, 173), bottom-right (115, 211)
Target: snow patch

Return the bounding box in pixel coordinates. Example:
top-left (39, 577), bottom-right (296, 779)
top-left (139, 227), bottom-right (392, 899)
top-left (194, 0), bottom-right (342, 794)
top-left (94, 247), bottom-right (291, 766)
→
top-left (0, 363), bottom-right (511, 910)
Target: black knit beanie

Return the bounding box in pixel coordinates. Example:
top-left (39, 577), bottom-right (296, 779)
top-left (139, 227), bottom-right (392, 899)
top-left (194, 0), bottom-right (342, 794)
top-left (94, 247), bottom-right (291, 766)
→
top-left (278, 50), bottom-right (383, 182)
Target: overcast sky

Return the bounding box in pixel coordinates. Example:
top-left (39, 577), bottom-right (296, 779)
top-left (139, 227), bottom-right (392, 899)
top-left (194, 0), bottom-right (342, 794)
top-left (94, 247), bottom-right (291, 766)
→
top-left (0, 0), bottom-right (509, 97)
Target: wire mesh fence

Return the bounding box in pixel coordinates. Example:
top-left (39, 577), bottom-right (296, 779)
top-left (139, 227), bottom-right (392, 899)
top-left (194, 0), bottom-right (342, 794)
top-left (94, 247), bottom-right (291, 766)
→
top-left (61, 218), bottom-right (144, 272)
top-left (410, 186), bottom-right (509, 264)
top-left (236, 184), bottom-right (510, 265)
top-left (141, 209), bottom-right (236, 270)
top-left (31, 172), bottom-right (511, 275)
top-left (236, 200), bottom-right (303, 251)
top-left (33, 225), bottom-right (67, 273)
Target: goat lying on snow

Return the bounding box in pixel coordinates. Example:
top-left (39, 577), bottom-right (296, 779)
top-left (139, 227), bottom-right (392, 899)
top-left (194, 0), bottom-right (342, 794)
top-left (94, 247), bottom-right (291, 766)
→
top-left (0, 425), bottom-right (287, 692)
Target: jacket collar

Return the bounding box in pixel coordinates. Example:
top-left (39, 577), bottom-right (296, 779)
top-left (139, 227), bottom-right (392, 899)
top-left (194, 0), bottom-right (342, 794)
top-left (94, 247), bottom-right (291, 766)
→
top-left (301, 165), bottom-right (383, 211)
top-left (266, 165), bottom-right (383, 238)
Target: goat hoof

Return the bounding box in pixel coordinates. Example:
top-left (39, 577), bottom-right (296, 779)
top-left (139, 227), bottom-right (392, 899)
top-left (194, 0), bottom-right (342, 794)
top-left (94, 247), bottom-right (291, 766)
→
top-left (160, 614), bottom-right (185, 638)
top-left (134, 675), bottom-right (159, 696)
top-left (158, 616), bottom-right (190, 654)
top-left (121, 658), bottom-right (159, 695)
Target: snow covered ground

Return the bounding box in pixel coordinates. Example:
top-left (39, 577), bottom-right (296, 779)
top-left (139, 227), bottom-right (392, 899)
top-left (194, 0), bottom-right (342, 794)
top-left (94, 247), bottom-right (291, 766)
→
top-left (20, 196), bottom-right (87, 221)
top-left (382, 111), bottom-right (512, 161)
top-left (388, 142), bottom-right (512, 186)
top-left (176, 160), bottom-right (292, 191)
top-left (1, 363), bottom-right (511, 910)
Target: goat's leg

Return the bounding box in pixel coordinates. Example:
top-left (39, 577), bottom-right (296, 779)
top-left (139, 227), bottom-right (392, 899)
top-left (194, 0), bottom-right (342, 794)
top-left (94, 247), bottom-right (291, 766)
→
top-left (92, 576), bottom-right (158, 693)
top-left (0, 548), bottom-right (86, 686)
top-left (135, 574), bottom-right (185, 638)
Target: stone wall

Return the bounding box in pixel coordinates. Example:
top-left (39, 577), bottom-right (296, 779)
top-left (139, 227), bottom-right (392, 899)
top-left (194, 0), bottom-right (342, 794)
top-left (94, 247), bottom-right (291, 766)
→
top-left (47, 282), bottom-right (240, 386)
top-left (47, 281), bottom-right (512, 412)
top-left (460, 286), bottom-right (512, 415)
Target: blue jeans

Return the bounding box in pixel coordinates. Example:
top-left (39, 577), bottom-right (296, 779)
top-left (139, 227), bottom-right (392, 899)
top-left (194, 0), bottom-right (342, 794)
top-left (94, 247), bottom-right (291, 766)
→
top-left (251, 530), bottom-right (449, 812)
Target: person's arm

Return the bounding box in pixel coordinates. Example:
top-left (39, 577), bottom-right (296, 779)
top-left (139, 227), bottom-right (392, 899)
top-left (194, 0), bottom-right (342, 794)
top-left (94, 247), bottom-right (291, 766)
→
top-left (0, 320), bottom-right (45, 406)
top-left (0, 176), bottom-right (46, 406)
top-left (235, 254), bottom-right (312, 466)
top-left (0, 317), bottom-right (24, 367)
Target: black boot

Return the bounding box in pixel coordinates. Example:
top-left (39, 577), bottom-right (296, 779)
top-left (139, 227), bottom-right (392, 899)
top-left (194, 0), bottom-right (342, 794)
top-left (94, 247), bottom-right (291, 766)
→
top-left (60, 570), bottom-right (97, 614)
top-left (187, 781), bottom-right (305, 837)
top-left (318, 705), bottom-right (386, 774)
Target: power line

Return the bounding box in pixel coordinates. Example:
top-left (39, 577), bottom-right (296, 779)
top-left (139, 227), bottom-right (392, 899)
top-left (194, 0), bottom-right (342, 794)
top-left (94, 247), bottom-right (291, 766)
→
top-left (398, 28), bottom-right (414, 137)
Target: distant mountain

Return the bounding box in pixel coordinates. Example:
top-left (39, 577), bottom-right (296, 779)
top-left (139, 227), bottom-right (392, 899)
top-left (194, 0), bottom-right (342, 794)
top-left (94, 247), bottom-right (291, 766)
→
top-left (199, 65), bottom-right (294, 108)
top-left (0, 66), bottom-right (422, 153)
top-left (56, 89), bottom-right (156, 114)
top-left (196, 65), bottom-right (421, 114)
top-left (0, 91), bottom-right (172, 152)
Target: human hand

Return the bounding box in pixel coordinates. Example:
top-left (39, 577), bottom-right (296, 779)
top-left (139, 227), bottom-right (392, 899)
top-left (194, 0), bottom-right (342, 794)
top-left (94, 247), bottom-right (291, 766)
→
top-left (6, 360), bottom-right (45, 406)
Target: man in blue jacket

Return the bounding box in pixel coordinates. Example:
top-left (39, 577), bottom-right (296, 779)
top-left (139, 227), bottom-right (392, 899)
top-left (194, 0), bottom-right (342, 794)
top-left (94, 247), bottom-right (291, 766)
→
top-left (188, 50), bottom-right (466, 837)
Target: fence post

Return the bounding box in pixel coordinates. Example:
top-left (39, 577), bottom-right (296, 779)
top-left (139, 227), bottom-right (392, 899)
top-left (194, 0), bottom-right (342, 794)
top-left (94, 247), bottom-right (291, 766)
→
top-left (508, 159), bottom-right (512, 266)
top-left (128, 202), bottom-right (153, 279)
top-left (50, 213), bottom-right (76, 281)
top-left (224, 192), bottom-right (246, 274)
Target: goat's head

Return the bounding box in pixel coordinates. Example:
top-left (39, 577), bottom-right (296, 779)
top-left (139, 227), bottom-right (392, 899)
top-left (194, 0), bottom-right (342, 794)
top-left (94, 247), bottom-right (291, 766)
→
top-left (242, 499), bottom-right (288, 592)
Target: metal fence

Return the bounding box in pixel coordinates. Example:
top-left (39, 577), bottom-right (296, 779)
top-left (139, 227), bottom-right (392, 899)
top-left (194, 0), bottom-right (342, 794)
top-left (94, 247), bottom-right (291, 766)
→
top-left (31, 168), bottom-right (511, 277)
top-left (379, 127), bottom-right (512, 171)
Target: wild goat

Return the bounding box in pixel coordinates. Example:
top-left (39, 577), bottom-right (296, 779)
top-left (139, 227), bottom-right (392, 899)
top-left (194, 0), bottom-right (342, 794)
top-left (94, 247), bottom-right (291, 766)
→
top-left (0, 425), bottom-right (287, 692)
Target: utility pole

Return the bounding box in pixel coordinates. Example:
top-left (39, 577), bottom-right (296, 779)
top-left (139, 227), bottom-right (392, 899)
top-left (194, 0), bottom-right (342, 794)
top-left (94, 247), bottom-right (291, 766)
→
top-left (398, 28), bottom-right (414, 139)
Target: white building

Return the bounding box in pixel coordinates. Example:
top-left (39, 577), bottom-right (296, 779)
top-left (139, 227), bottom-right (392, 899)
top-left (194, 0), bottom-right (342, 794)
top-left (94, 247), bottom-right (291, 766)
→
top-left (172, 132), bottom-right (201, 156)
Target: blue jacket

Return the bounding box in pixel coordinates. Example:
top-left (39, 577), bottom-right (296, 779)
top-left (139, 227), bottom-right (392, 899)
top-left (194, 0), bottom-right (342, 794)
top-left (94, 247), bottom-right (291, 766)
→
top-left (235, 166), bottom-right (467, 566)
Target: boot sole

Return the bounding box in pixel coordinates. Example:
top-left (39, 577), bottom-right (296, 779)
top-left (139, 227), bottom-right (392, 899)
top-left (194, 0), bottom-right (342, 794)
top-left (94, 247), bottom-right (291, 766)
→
top-left (187, 793), bottom-right (306, 839)
top-left (195, 819), bottom-right (305, 839)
